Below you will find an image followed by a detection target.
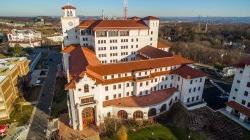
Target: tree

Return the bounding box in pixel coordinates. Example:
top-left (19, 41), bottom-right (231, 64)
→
top-left (11, 44), bottom-right (25, 57)
top-left (117, 125), bottom-right (127, 140)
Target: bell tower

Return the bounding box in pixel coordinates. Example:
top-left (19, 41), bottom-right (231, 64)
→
top-left (61, 4), bottom-right (80, 47)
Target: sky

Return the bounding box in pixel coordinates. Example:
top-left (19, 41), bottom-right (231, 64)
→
top-left (0, 0), bottom-right (250, 17)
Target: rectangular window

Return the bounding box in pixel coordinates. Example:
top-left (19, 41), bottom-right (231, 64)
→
top-left (105, 86), bottom-right (108, 91)
top-left (247, 82), bottom-right (250, 87)
top-left (126, 83), bottom-right (129, 87)
top-left (196, 96), bottom-right (199, 100)
top-left (242, 100), bottom-right (246, 105)
top-left (140, 83), bottom-right (143, 87)
top-left (248, 103), bottom-right (250, 108)
top-left (96, 31), bottom-right (107, 37)
top-left (244, 91), bottom-right (248, 96)
top-left (120, 31), bottom-right (129, 36)
top-left (113, 94), bottom-right (117, 99)
top-left (113, 85), bottom-right (116, 90)
top-left (240, 70), bottom-right (243, 74)
top-left (118, 84), bottom-right (121, 89)
top-left (190, 80), bottom-right (193, 84)
top-left (118, 94), bottom-right (121, 98)
top-left (105, 96), bottom-right (109, 100)
top-left (108, 31), bottom-right (118, 37)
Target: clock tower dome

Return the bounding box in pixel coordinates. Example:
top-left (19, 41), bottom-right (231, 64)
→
top-left (61, 4), bottom-right (80, 46)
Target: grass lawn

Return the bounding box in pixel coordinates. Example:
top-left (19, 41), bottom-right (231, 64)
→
top-left (103, 124), bottom-right (178, 140)
top-left (0, 105), bottom-right (34, 126)
top-left (128, 124), bottom-right (178, 140)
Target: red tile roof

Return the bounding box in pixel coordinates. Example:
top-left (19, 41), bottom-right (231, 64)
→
top-left (62, 5), bottom-right (76, 10)
top-left (143, 16), bottom-right (160, 20)
top-left (63, 44), bottom-right (194, 89)
top-left (79, 20), bottom-right (149, 30)
top-left (234, 57), bottom-right (250, 68)
top-left (103, 88), bottom-right (177, 107)
top-left (227, 101), bottom-right (250, 117)
top-left (138, 46), bottom-right (173, 58)
top-left (87, 55), bottom-right (192, 76)
top-left (62, 45), bottom-right (100, 80)
top-left (172, 65), bottom-right (207, 79)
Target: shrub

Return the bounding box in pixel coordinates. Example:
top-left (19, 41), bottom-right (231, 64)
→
top-left (117, 125), bottom-right (127, 140)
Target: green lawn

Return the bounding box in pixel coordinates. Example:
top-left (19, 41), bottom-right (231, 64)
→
top-left (103, 124), bottom-right (178, 140)
top-left (128, 124), bottom-right (178, 140)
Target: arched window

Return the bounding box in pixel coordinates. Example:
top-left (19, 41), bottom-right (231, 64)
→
top-left (160, 104), bottom-right (167, 112)
top-left (117, 110), bottom-right (128, 119)
top-left (169, 99), bottom-right (173, 106)
top-left (84, 84), bottom-right (89, 93)
top-left (133, 110), bottom-right (143, 119)
top-left (148, 108), bottom-right (157, 117)
top-left (67, 11), bottom-right (70, 16)
top-left (70, 11), bottom-right (73, 16)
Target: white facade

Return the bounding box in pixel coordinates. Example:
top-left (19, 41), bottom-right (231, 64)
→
top-left (7, 29), bottom-right (42, 48)
top-left (61, 6), bottom-right (80, 46)
top-left (61, 5), bottom-right (207, 130)
top-left (66, 70), bottom-right (206, 130)
top-left (226, 62), bottom-right (250, 123)
top-left (228, 65), bottom-right (250, 105)
top-left (80, 20), bottom-right (159, 64)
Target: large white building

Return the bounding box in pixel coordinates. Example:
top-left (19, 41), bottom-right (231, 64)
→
top-left (226, 58), bottom-right (250, 124)
top-left (7, 29), bottom-right (42, 48)
top-left (61, 4), bottom-right (207, 130)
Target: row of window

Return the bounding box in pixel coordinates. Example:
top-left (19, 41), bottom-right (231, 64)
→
top-left (97, 38), bottom-right (139, 44)
top-left (97, 45), bottom-right (139, 52)
top-left (241, 100), bottom-right (250, 108)
top-left (82, 38), bottom-right (88, 41)
top-left (188, 87), bottom-right (201, 93)
top-left (105, 84), bottom-right (175, 101)
top-left (98, 54), bottom-right (107, 58)
top-left (187, 96), bottom-right (200, 103)
top-left (105, 91), bottom-right (134, 100)
top-left (104, 68), bottom-right (176, 80)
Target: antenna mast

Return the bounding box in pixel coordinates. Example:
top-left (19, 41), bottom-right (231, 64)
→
top-left (123, 0), bottom-right (128, 20)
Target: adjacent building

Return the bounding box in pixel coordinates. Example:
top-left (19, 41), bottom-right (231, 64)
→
top-left (7, 29), bottom-right (42, 48)
top-left (226, 57), bottom-right (250, 124)
top-left (0, 57), bottom-right (29, 120)
top-left (61, 5), bottom-right (207, 130)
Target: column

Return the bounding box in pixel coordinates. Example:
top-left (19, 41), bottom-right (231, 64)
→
top-left (239, 113), bottom-right (246, 122)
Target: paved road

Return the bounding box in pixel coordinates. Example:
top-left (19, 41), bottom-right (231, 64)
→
top-left (27, 49), bottom-right (61, 140)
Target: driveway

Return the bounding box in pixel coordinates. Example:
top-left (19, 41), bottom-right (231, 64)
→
top-left (26, 49), bottom-right (61, 140)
